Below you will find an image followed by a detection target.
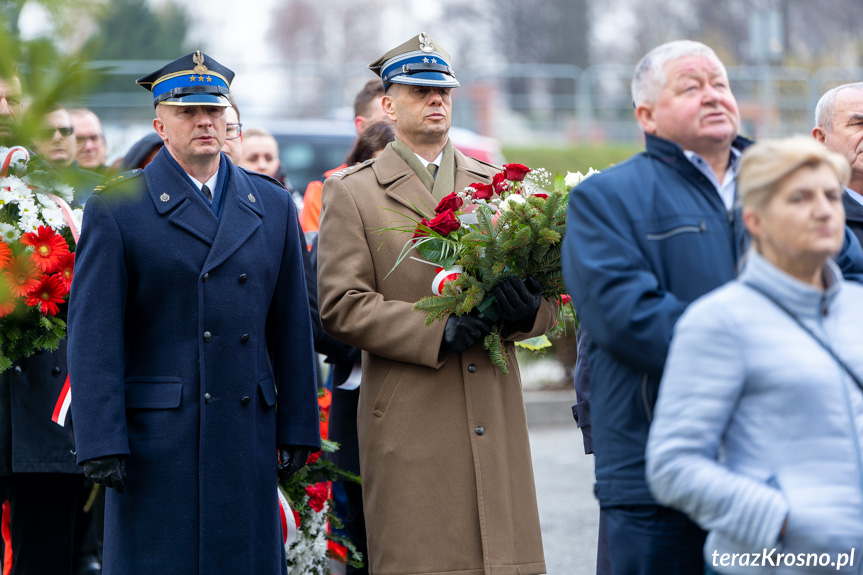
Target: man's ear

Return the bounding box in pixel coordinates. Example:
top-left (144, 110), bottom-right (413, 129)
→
top-left (382, 94), bottom-right (398, 123)
top-left (152, 117), bottom-right (168, 143)
top-left (635, 103), bottom-right (657, 135)
top-left (812, 126), bottom-right (827, 144)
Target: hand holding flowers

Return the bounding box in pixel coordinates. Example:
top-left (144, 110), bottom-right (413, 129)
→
top-left (382, 162), bottom-right (597, 373)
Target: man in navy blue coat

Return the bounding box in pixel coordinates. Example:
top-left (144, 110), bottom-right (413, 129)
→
top-left (67, 52), bottom-right (320, 575)
top-left (562, 41), bottom-right (863, 575)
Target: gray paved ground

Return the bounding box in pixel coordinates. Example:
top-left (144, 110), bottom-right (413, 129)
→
top-left (527, 393), bottom-right (599, 575)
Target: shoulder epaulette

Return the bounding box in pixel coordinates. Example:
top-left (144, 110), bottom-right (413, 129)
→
top-left (93, 169), bottom-right (143, 195)
top-left (330, 159), bottom-right (376, 180)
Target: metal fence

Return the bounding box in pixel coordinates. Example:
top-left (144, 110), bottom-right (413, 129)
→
top-left (82, 60), bottom-right (863, 147)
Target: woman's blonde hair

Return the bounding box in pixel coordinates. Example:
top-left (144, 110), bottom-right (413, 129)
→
top-left (737, 136), bottom-right (850, 211)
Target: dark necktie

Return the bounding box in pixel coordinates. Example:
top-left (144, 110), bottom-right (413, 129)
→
top-left (202, 184), bottom-right (212, 203)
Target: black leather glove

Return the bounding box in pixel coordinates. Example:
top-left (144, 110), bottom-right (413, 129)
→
top-left (442, 314), bottom-right (493, 352)
top-left (493, 276), bottom-right (543, 330)
top-left (278, 445), bottom-right (313, 481)
top-left (82, 456), bottom-right (127, 494)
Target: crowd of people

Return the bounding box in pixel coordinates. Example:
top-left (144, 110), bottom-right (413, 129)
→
top-left (1, 32), bottom-right (863, 575)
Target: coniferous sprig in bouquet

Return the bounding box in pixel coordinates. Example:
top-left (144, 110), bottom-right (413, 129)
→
top-left (382, 163), bottom-right (598, 374)
top-left (0, 146), bottom-right (82, 372)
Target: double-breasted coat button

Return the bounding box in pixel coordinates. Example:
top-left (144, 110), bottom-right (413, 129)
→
top-left (475, 426), bottom-right (485, 436)
top-left (203, 331), bottom-right (212, 342)
top-left (204, 393), bottom-right (212, 404)
top-left (12, 365), bottom-right (21, 375)
top-left (51, 366), bottom-right (61, 377)
top-left (238, 274), bottom-right (247, 284)
top-left (241, 396), bottom-right (250, 405)
top-left (202, 273), bottom-right (210, 282)
top-left (468, 364), bottom-right (477, 373)
top-left (240, 334), bottom-right (249, 344)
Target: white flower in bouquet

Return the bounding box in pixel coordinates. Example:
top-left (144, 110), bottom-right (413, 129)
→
top-left (19, 217), bottom-right (43, 234)
top-left (52, 183), bottom-right (75, 203)
top-left (2, 176), bottom-right (30, 201)
top-left (0, 222), bottom-right (19, 242)
top-left (71, 208), bottom-right (84, 232)
top-left (16, 199), bottom-right (39, 221)
top-left (498, 193), bottom-right (526, 212)
top-left (0, 189), bottom-right (12, 209)
top-left (41, 206), bottom-right (67, 230)
top-left (564, 168), bottom-right (599, 189)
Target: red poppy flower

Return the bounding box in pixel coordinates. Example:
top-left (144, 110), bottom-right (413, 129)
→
top-left (434, 192), bottom-right (463, 214)
top-left (55, 252), bottom-right (75, 291)
top-left (425, 209), bottom-right (461, 236)
top-left (503, 163), bottom-right (531, 181)
top-left (3, 255), bottom-right (41, 297)
top-left (305, 482), bottom-right (329, 513)
top-left (25, 274), bottom-right (66, 316)
top-left (469, 183), bottom-right (494, 201)
top-left (0, 241), bottom-right (11, 270)
top-left (0, 278), bottom-right (16, 318)
top-left (21, 226), bottom-right (71, 273)
top-left (492, 172), bottom-right (508, 195)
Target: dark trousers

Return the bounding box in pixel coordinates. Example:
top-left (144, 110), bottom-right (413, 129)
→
top-left (604, 504), bottom-right (706, 575)
top-left (7, 473), bottom-right (83, 575)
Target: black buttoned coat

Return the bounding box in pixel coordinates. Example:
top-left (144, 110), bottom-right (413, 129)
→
top-left (68, 149), bottom-right (320, 575)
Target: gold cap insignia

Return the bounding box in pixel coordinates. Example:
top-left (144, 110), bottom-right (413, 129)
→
top-left (248, 193), bottom-right (256, 203)
top-left (419, 33), bottom-right (434, 53)
top-left (160, 192), bottom-right (170, 202)
top-left (192, 50), bottom-right (208, 75)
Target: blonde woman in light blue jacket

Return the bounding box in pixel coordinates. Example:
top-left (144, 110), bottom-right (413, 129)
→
top-left (646, 136), bottom-right (863, 574)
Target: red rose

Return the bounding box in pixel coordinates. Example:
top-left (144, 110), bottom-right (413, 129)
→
top-left (306, 450), bottom-right (321, 465)
top-left (503, 163), bottom-right (531, 181)
top-left (304, 482), bottom-right (329, 513)
top-left (532, 193), bottom-right (548, 199)
top-left (469, 183), bottom-right (494, 201)
top-left (492, 172), bottom-right (508, 194)
top-left (434, 192), bottom-right (463, 214)
top-left (560, 294), bottom-right (572, 305)
top-left (426, 209), bottom-right (460, 236)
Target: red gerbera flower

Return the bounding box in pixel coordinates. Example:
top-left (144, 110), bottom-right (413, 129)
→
top-left (0, 241), bottom-right (11, 270)
top-left (55, 252), bottom-right (75, 291)
top-left (0, 278), bottom-right (17, 318)
top-left (21, 225), bottom-right (70, 273)
top-left (3, 255), bottom-right (41, 297)
top-left (25, 274), bottom-right (66, 316)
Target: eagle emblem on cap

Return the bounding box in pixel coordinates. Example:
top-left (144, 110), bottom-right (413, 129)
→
top-left (192, 50), bottom-right (208, 74)
top-left (419, 33), bottom-right (434, 53)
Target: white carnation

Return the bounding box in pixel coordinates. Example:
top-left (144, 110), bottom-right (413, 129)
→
top-left (564, 168), bottom-right (600, 188)
top-left (499, 193), bottom-right (526, 212)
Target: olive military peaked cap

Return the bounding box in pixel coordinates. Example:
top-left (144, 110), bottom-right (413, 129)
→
top-left (136, 51), bottom-right (234, 108)
top-left (369, 33), bottom-right (459, 91)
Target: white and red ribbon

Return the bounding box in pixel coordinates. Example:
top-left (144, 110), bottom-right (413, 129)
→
top-left (48, 193), bottom-right (80, 243)
top-left (51, 375), bottom-right (72, 427)
top-left (278, 486), bottom-right (298, 547)
top-left (0, 146), bottom-right (28, 178)
top-left (432, 265), bottom-right (463, 296)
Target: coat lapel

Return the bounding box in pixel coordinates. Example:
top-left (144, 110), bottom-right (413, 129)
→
top-left (145, 148), bottom-right (220, 245)
top-left (375, 144), bottom-right (438, 218)
top-left (203, 162), bottom-right (263, 272)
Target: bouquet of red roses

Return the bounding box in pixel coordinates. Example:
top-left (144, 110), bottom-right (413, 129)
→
top-left (384, 163), bottom-right (597, 373)
top-left (0, 146), bottom-right (82, 372)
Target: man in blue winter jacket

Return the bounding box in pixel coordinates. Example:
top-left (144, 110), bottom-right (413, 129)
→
top-left (562, 40), bottom-right (863, 575)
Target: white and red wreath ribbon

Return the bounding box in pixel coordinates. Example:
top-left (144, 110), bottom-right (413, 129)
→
top-left (51, 375), bottom-right (72, 427)
top-left (278, 486), bottom-right (298, 548)
top-left (0, 146), bottom-right (28, 178)
top-left (431, 265), bottom-right (462, 296)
